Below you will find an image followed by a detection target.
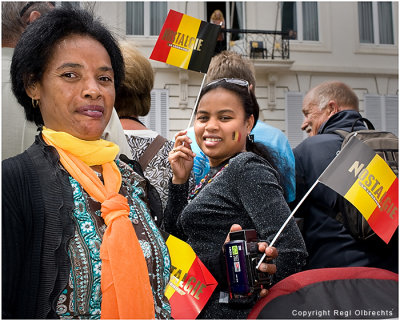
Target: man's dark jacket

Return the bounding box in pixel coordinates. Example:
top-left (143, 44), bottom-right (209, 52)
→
top-left (292, 110), bottom-right (398, 272)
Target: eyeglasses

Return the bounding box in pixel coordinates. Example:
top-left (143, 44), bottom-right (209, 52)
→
top-left (19, 2), bottom-right (55, 17)
top-left (206, 78), bottom-right (250, 92)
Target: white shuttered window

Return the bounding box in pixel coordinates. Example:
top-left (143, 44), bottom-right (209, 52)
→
top-left (364, 94), bottom-right (398, 136)
top-left (285, 91), bottom-right (307, 148)
top-left (139, 89), bottom-right (169, 138)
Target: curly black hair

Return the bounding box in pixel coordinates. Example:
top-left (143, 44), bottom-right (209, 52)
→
top-left (11, 6), bottom-right (124, 126)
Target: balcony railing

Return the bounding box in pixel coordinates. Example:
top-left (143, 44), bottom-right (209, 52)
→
top-left (222, 29), bottom-right (290, 60)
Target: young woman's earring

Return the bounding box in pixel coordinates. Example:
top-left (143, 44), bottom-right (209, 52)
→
top-left (32, 98), bottom-right (40, 108)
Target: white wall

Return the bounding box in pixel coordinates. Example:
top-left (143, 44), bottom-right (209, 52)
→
top-left (92, 1), bottom-right (398, 140)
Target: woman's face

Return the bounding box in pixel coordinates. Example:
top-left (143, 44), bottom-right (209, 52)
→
top-left (194, 87), bottom-right (254, 167)
top-left (28, 34), bottom-right (115, 140)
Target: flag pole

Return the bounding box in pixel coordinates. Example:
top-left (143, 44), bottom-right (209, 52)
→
top-left (256, 179), bottom-right (320, 269)
top-left (255, 142), bottom-right (353, 269)
top-left (185, 73), bottom-right (207, 131)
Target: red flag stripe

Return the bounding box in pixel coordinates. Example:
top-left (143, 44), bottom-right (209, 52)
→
top-left (168, 257), bottom-right (218, 319)
top-left (149, 10), bottom-right (183, 63)
top-left (367, 177), bottom-right (399, 244)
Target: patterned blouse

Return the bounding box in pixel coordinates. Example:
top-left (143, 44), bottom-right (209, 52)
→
top-left (56, 159), bottom-right (171, 319)
top-left (124, 131), bottom-right (174, 211)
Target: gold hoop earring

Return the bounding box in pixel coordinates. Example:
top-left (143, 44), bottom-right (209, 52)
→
top-left (31, 98), bottom-right (39, 109)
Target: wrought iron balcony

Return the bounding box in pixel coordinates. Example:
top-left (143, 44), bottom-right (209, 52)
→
top-left (222, 29), bottom-right (290, 60)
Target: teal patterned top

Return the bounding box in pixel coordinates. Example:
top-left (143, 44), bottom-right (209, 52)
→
top-left (56, 160), bottom-right (171, 319)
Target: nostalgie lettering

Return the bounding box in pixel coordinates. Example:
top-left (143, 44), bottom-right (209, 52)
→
top-left (169, 264), bottom-right (207, 300)
top-left (348, 161), bottom-right (397, 218)
top-left (162, 28), bottom-right (204, 52)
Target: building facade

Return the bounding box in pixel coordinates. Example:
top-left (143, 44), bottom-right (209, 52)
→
top-left (83, 1), bottom-right (398, 147)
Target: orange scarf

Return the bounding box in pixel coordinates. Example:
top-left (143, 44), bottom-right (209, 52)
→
top-left (42, 128), bottom-right (155, 319)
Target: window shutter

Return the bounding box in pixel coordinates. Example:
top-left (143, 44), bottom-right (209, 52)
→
top-left (364, 94), bottom-right (383, 130)
top-left (285, 91), bottom-right (306, 148)
top-left (365, 94), bottom-right (398, 136)
top-left (302, 2), bottom-right (319, 41)
top-left (126, 2), bottom-right (144, 35)
top-left (384, 95), bottom-right (398, 136)
top-left (139, 89), bottom-right (169, 138)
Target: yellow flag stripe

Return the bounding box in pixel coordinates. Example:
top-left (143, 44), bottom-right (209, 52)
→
top-left (344, 154), bottom-right (397, 219)
top-left (164, 235), bottom-right (197, 299)
top-left (166, 14), bottom-right (201, 69)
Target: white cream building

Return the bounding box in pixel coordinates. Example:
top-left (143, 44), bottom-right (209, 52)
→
top-left (81, 1), bottom-right (398, 147)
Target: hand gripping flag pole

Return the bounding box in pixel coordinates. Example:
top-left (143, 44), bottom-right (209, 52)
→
top-left (257, 134), bottom-right (398, 268)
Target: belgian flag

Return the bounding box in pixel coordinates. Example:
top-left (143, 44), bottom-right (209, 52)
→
top-left (319, 136), bottom-right (398, 244)
top-left (160, 231), bottom-right (218, 319)
top-left (150, 10), bottom-right (220, 73)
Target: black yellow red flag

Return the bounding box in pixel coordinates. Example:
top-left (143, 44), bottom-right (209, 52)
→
top-left (319, 136), bottom-right (398, 244)
top-left (150, 10), bottom-right (220, 73)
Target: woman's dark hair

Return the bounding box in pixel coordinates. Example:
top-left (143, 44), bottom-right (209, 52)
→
top-left (198, 79), bottom-right (290, 198)
top-left (11, 6), bottom-right (125, 126)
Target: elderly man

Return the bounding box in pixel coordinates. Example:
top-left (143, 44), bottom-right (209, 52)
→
top-left (291, 80), bottom-right (397, 273)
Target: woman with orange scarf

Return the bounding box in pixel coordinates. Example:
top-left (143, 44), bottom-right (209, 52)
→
top-left (2, 7), bottom-right (170, 319)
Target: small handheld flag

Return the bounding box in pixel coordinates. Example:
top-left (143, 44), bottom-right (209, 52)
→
top-left (150, 10), bottom-right (220, 73)
top-left (318, 136), bottom-right (398, 244)
top-left (161, 231), bottom-right (218, 319)
top-left (257, 135), bottom-right (398, 268)
top-left (150, 10), bottom-right (220, 129)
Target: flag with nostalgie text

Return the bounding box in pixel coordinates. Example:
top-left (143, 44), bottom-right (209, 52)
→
top-left (161, 231), bottom-right (218, 319)
top-left (318, 136), bottom-right (398, 244)
top-left (150, 10), bottom-right (220, 73)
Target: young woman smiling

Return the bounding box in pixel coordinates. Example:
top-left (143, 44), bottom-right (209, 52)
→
top-left (164, 78), bottom-right (307, 319)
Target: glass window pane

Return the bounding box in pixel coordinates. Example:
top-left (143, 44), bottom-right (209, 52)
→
top-left (302, 2), bottom-right (318, 41)
top-left (126, 2), bottom-right (144, 35)
top-left (235, 2), bottom-right (244, 29)
top-left (150, 2), bottom-right (167, 36)
top-left (281, 2), bottom-right (297, 40)
top-left (358, 2), bottom-right (374, 43)
top-left (378, 2), bottom-right (394, 44)
top-left (230, 2), bottom-right (244, 41)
